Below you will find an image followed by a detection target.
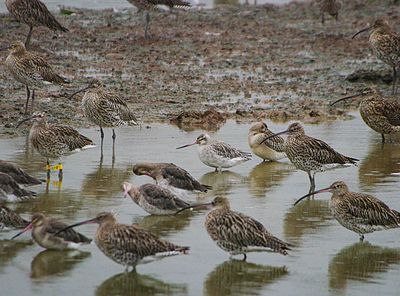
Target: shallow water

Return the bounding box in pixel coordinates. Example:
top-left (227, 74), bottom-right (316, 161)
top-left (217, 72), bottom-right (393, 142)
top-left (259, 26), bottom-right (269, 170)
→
top-left (1, 113), bottom-right (400, 296)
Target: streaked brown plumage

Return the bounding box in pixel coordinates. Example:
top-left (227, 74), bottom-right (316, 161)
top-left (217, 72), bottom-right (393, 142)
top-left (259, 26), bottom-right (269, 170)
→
top-left (319, 0), bottom-right (342, 24)
top-left (331, 88), bottom-right (400, 143)
top-left (122, 182), bottom-right (190, 215)
top-left (261, 122), bottom-right (358, 191)
top-left (54, 212), bottom-right (189, 271)
top-left (11, 213), bottom-right (92, 250)
top-left (177, 197), bottom-right (291, 260)
top-left (0, 160), bottom-right (41, 186)
top-left (294, 181), bottom-right (400, 241)
top-left (0, 172), bottom-right (36, 203)
top-left (3, 41), bottom-right (69, 114)
top-left (127, 0), bottom-right (191, 39)
top-left (353, 19), bottom-right (400, 94)
top-left (132, 162), bottom-right (212, 195)
top-left (5, 0), bottom-right (68, 47)
top-left (16, 112), bottom-right (95, 179)
top-left (0, 204), bottom-right (29, 229)
top-left (248, 122), bottom-right (286, 162)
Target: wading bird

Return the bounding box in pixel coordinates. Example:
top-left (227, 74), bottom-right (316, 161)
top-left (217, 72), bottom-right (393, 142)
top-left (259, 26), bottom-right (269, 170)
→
top-left (319, 0), bottom-right (342, 24)
top-left (176, 196), bottom-right (291, 260)
top-left (294, 181), bottom-right (400, 242)
top-left (54, 212), bottom-right (189, 271)
top-left (177, 134), bottom-right (252, 172)
top-left (5, 0), bottom-right (68, 47)
top-left (2, 41), bottom-right (69, 114)
top-left (0, 204), bottom-right (29, 230)
top-left (353, 19), bottom-right (400, 94)
top-left (0, 172), bottom-right (36, 202)
top-left (261, 122), bottom-right (358, 192)
top-left (0, 160), bottom-right (41, 186)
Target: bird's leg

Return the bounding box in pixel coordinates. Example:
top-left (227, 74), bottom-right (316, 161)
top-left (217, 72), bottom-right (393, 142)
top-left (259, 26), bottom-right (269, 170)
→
top-left (25, 26), bottom-right (33, 48)
top-left (46, 160), bottom-right (51, 180)
top-left (335, 13), bottom-right (339, 22)
top-left (321, 12), bottom-right (325, 24)
top-left (381, 134), bottom-right (385, 144)
top-left (215, 168), bottom-right (218, 172)
top-left (58, 164), bottom-right (63, 181)
top-left (144, 11), bottom-right (150, 40)
top-left (31, 89), bottom-right (35, 111)
top-left (359, 234), bottom-right (364, 242)
top-left (242, 253), bottom-right (247, 261)
top-left (112, 129), bottom-right (116, 161)
top-left (392, 66), bottom-right (397, 95)
top-left (24, 86), bottom-right (30, 115)
top-left (100, 127), bottom-right (104, 159)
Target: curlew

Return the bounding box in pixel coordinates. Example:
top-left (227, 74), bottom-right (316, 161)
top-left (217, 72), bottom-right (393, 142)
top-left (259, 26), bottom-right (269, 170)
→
top-left (0, 172), bottom-right (37, 202)
top-left (248, 122), bottom-right (286, 162)
top-left (127, 0), bottom-right (191, 39)
top-left (331, 88), bottom-right (400, 143)
top-left (0, 160), bottom-right (41, 186)
top-left (54, 212), bottom-right (189, 271)
top-left (352, 19), bottom-right (400, 94)
top-left (176, 133), bottom-right (252, 172)
top-left (5, 0), bottom-right (68, 47)
top-left (16, 112), bottom-right (95, 179)
top-left (0, 204), bottom-right (29, 230)
top-left (122, 182), bottom-right (190, 215)
top-left (132, 162), bottom-right (212, 197)
top-left (319, 0), bottom-right (342, 24)
top-left (11, 213), bottom-right (92, 250)
top-left (294, 181), bottom-right (400, 242)
top-left (261, 122), bottom-right (358, 192)
top-left (1, 41), bottom-right (69, 114)
top-left (176, 196), bottom-right (291, 260)
top-left (68, 79), bottom-right (137, 159)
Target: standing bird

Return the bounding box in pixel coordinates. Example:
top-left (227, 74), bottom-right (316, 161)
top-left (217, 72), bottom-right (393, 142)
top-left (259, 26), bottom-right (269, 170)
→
top-left (0, 160), bottom-right (41, 186)
top-left (176, 196), bottom-right (291, 260)
top-left (319, 0), bottom-right (342, 24)
top-left (176, 133), bottom-right (252, 172)
top-left (331, 88), bottom-right (400, 143)
top-left (132, 162), bottom-right (212, 197)
top-left (16, 112), bottom-right (95, 179)
top-left (2, 41), bottom-right (69, 114)
top-left (126, 0), bottom-right (191, 39)
top-left (5, 0), bottom-right (68, 47)
top-left (352, 19), bottom-right (400, 94)
top-left (0, 204), bottom-right (29, 230)
top-left (122, 182), bottom-right (190, 215)
top-left (294, 181), bottom-right (400, 242)
top-left (248, 122), bottom-right (286, 162)
top-left (261, 122), bottom-right (358, 192)
top-left (0, 172), bottom-right (36, 202)
top-left (68, 79), bottom-right (137, 159)
top-left (54, 212), bottom-right (189, 271)
top-left (11, 213), bottom-right (92, 250)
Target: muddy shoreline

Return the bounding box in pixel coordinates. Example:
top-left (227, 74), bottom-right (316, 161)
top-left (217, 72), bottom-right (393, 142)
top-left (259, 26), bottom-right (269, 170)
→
top-left (0, 0), bottom-right (398, 137)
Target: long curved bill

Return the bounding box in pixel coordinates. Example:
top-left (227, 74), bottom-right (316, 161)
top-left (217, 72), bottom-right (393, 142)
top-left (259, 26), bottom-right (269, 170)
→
top-left (176, 142), bottom-right (197, 149)
top-left (15, 115), bottom-right (35, 128)
top-left (330, 93), bottom-right (364, 106)
top-left (293, 187), bottom-right (331, 206)
top-left (53, 217), bottom-right (97, 236)
top-left (10, 222), bottom-right (33, 239)
top-left (259, 130), bottom-right (288, 145)
top-left (352, 26), bottom-right (371, 39)
top-left (175, 202), bottom-right (213, 215)
top-left (67, 86), bottom-right (90, 100)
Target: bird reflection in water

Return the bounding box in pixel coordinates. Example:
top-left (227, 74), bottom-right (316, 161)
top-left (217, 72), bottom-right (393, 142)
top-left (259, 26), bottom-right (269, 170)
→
top-left (358, 142), bottom-right (400, 189)
top-left (329, 242), bottom-right (400, 291)
top-left (200, 171), bottom-right (245, 197)
top-left (30, 249), bottom-right (91, 279)
top-left (95, 272), bottom-right (188, 296)
top-left (204, 260), bottom-right (288, 296)
top-left (248, 162), bottom-right (295, 198)
top-left (133, 214), bottom-right (191, 237)
top-left (283, 199), bottom-right (332, 245)
top-left (0, 239), bottom-right (33, 270)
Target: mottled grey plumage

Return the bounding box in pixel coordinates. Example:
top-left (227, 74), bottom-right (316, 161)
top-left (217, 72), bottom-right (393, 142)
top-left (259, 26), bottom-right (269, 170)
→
top-left (11, 213), bottom-right (91, 250)
top-left (0, 172), bottom-right (36, 203)
top-left (0, 204), bottom-right (29, 229)
top-left (248, 122), bottom-right (286, 162)
top-left (294, 181), bottom-right (400, 241)
top-left (56, 212), bottom-right (189, 270)
top-left (4, 41), bottom-right (69, 114)
top-left (132, 162), bottom-right (212, 194)
top-left (0, 160), bottom-right (41, 186)
top-left (5, 0), bottom-right (68, 46)
top-left (319, 0), bottom-right (341, 24)
top-left (123, 182), bottom-right (190, 215)
top-left (177, 133), bottom-right (252, 172)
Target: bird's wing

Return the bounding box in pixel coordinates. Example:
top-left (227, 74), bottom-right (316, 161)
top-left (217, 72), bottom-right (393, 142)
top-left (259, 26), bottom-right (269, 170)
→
top-left (147, 0), bottom-right (191, 7)
top-left (23, 52), bottom-right (67, 84)
top-left (161, 165), bottom-right (204, 191)
top-left (49, 124), bottom-right (94, 151)
top-left (45, 219), bottom-right (91, 243)
top-left (379, 99), bottom-right (400, 126)
top-left (0, 160), bottom-right (41, 185)
top-left (262, 129), bottom-right (286, 152)
top-left (100, 93), bottom-right (138, 124)
top-left (211, 141), bottom-right (252, 159)
top-left (140, 184), bottom-right (189, 210)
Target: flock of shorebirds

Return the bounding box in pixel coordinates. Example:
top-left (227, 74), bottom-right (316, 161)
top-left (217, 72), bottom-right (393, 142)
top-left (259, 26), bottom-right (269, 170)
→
top-left (0, 0), bottom-right (400, 273)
